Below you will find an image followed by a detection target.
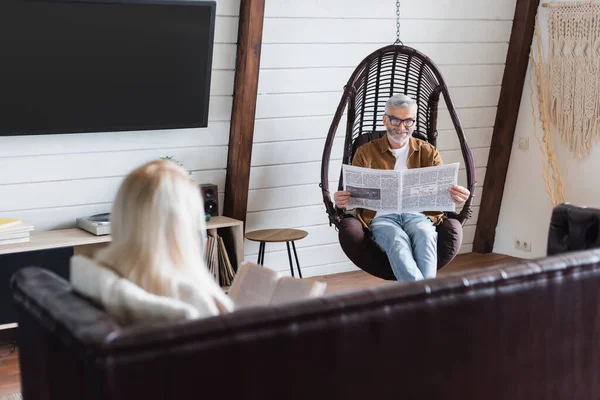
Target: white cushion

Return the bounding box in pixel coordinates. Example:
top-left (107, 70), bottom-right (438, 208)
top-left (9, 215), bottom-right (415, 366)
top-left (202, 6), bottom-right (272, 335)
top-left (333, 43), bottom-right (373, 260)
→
top-left (70, 255), bottom-right (200, 325)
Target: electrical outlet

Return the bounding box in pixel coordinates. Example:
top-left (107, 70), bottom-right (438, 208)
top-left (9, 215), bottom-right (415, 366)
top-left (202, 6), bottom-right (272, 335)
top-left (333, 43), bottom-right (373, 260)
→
top-left (518, 137), bottom-right (530, 150)
top-left (515, 237), bottom-right (532, 252)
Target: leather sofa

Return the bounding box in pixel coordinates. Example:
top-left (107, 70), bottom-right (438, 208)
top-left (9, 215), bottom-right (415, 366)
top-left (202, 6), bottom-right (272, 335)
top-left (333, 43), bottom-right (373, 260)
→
top-left (11, 203), bottom-right (600, 400)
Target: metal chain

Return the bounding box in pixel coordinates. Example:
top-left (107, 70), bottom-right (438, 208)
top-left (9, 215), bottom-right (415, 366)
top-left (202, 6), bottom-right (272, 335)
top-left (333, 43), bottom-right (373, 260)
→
top-left (394, 0), bottom-right (403, 45)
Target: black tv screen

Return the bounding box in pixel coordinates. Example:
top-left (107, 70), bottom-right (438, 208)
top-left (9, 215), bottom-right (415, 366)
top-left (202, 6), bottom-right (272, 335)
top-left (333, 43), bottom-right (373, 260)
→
top-left (0, 0), bottom-right (216, 136)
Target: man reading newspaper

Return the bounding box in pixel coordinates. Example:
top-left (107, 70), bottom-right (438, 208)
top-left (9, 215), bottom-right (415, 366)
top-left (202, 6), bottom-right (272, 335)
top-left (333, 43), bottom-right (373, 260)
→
top-left (334, 94), bottom-right (470, 282)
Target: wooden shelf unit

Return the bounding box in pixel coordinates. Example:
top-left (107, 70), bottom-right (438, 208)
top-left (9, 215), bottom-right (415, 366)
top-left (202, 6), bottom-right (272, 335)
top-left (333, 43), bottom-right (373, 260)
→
top-left (0, 216), bottom-right (244, 267)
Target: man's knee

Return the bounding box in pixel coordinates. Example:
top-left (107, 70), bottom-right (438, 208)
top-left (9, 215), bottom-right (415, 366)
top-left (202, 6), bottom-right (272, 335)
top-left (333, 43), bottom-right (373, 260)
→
top-left (373, 230), bottom-right (412, 253)
top-left (408, 219), bottom-right (437, 240)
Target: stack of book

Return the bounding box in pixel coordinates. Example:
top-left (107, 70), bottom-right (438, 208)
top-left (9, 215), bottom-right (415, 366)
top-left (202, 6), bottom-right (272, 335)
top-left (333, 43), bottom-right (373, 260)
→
top-left (205, 234), bottom-right (236, 287)
top-left (0, 218), bottom-right (35, 246)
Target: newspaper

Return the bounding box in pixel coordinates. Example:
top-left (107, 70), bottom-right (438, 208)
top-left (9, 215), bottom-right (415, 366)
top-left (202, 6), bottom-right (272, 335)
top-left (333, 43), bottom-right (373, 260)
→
top-left (342, 163), bottom-right (460, 213)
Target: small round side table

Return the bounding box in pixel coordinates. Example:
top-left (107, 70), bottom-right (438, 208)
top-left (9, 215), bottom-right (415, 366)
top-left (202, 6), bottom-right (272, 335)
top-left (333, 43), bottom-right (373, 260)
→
top-left (245, 229), bottom-right (308, 278)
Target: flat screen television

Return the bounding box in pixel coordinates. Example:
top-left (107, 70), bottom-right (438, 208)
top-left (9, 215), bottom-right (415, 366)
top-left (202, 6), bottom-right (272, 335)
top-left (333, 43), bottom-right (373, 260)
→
top-left (0, 0), bottom-right (216, 136)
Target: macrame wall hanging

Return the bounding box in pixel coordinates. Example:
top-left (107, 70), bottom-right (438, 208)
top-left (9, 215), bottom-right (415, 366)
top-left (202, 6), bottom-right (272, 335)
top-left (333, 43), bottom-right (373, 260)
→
top-left (546, 2), bottom-right (600, 160)
top-left (528, 1), bottom-right (600, 206)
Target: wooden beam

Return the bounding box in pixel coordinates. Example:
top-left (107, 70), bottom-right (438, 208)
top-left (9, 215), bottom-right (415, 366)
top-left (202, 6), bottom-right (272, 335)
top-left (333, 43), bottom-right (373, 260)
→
top-left (473, 0), bottom-right (540, 253)
top-left (223, 0), bottom-right (265, 225)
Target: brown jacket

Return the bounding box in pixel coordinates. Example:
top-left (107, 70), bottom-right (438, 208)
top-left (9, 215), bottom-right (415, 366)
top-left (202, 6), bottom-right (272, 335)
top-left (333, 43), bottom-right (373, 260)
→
top-left (352, 135), bottom-right (444, 229)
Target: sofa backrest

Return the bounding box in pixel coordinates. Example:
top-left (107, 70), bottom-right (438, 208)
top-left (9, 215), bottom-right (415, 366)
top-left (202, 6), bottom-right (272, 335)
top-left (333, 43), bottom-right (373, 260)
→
top-left (12, 246), bottom-right (600, 400)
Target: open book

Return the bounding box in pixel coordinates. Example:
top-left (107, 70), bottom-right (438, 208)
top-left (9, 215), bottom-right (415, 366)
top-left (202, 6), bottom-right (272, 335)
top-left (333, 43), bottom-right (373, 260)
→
top-left (227, 261), bottom-right (327, 309)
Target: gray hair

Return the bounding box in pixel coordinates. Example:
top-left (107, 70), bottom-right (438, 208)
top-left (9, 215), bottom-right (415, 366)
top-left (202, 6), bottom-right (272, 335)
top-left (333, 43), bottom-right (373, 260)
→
top-left (385, 94), bottom-right (417, 113)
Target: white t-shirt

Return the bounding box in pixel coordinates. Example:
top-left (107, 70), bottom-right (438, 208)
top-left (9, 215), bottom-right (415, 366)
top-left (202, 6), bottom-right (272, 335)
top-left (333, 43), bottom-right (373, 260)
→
top-left (390, 145), bottom-right (410, 171)
top-left (376, 144), bottom-right (419, 217)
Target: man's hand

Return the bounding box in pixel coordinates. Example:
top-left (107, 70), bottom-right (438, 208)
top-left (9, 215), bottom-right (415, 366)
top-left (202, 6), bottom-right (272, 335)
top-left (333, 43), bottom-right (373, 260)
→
top-left (334, 191), bottom-right (351, 209)
top-left (449, 185), bottom-right (470, 204)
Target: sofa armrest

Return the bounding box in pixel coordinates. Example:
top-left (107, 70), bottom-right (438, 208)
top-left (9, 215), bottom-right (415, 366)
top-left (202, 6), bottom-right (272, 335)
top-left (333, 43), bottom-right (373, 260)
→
top-left (547, 203), bottom-right (600, 256)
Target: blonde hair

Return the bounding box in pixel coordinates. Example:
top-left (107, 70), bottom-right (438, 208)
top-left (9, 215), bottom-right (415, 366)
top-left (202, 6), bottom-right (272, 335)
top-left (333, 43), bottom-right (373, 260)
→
top-left (95, 159), bottom-right (233, 313)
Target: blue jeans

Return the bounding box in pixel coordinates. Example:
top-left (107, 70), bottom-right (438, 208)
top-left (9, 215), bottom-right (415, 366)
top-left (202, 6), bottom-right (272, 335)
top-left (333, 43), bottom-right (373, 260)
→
top-left (370, 213), bottom-right (437, 281)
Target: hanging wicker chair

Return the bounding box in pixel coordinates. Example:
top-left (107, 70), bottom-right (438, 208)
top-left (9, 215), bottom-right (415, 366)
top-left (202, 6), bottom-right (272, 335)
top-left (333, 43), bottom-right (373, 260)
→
top-left (320, 44), bottom-right (477, 280)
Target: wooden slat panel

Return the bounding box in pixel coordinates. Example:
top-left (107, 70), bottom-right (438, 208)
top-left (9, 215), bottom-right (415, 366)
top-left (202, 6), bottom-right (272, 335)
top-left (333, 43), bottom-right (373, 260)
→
top-left (459, 168), bottom-right (486, 188)
top-left (262, 19), bottom-right (512, 44)
top-left (0, 146), bottom-right (228, 185)
top-left (7, 203), bottom-right (114, 231)
top-left (463, 225), bottom-right (476, 244)
top-left (251, 138), bottom-right (344, 166)
top-left (441, 148), bottom-right (490, 168)
top-left (466, 207), bottom-right (481, 226)
top-left (208, 96), bottom-right (234, 122)
top-left (258, 66), bottom-right (504, 94)
top-left (263, 0), bottom-right (517, 20)
top-left (256, 92), bottom-right (499, 120)
top-left (214, 16), bottom-right (239, 43)
top-left (249, 161), bottom-right (340, 190)
top-left (253, 115), bottom-right (496, 144)
top-left (261, 43), bottom-right (509, 68)
top-left (212, 44), bottom-right (238, 70)
top-left (253, 114), bottom-right (347, 143)
top-left (256, 93), bottom-right (340, 119)
top-left (247, 182), bottom-right (335, 213)
top-left (437, 128), bottom-right (494, 151)
top-left (474, 187), bottom-right (483, 206)
top-left (6, 192), bottom-right (225, 232)
top-left (208, 70), bottom-right (235, 95)
top-left (0, 170), bottom-right (226, 212)
top-left (246, 205), bottom-right (329, 232)
top-left (215, 0), bottom-right (240, 16)
top-left (0, 122), bottom-right (231, 158)
top-left (438, 107), bottom-right (497, 130)
top-left (433, 65), bottom-right (505, 87)
top-left (442, 86), bottom-right (501, 109)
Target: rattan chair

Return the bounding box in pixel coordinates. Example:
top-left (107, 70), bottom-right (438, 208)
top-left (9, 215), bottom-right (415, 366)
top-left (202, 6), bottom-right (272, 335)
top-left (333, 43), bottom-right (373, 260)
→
top-left (320, 45), bottom-right (477, 280)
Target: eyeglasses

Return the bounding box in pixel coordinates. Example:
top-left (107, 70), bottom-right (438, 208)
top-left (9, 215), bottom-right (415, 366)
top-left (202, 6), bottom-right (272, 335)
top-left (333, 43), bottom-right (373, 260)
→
top-left (385, 114), bottom-right (416, 128)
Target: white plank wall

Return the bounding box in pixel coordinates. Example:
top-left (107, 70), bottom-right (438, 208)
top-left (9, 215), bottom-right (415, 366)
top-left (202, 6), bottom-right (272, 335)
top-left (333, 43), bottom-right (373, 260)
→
top-left (0, 1), bottom-right (241, 231)
top-left (244, 0), bottom-right (516, 277)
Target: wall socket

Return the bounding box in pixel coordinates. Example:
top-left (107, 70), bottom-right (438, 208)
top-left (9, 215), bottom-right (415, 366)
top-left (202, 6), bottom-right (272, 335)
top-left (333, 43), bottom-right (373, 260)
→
top-left (518, 137), bottom-right (530, 150)
top-left (515, 237), bottom-right (532, 252)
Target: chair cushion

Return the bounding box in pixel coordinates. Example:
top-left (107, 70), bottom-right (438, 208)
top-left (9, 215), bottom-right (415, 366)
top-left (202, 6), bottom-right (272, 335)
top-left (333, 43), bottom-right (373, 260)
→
top-left (338, 216), bottom-right (396, 280)
top-left (338, 216), bottom-right (463, 280)
top-left (436, 217), bottom-right (463, 269)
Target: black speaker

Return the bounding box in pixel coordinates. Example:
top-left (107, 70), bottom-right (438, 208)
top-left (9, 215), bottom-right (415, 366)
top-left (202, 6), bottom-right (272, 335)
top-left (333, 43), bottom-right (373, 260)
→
top-left (199, 183), bottom-right (218, 217)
